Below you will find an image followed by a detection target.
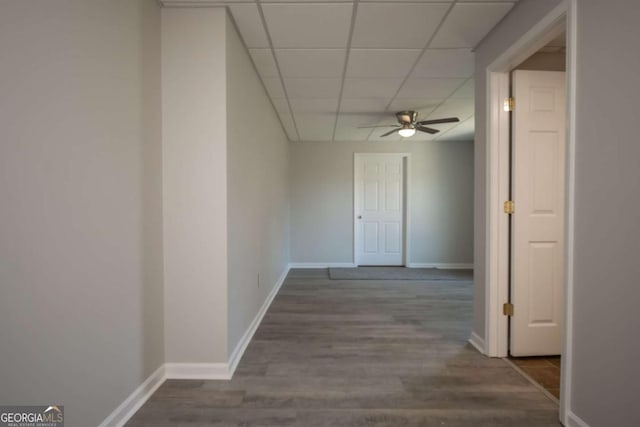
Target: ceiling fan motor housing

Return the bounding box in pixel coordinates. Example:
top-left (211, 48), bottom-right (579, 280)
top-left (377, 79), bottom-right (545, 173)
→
top-left (396, 111), bottom-right (417, 124)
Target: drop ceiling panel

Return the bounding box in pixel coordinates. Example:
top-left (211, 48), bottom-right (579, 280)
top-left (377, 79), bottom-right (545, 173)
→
top-left (288, 98), bottom-right (339, 113)
top-left (342, 78), bottom-right (404, 99)
top-left (396, 78), bottom-right (466, 99)
top-left (334, 114), bottom-right (382, 141)
top-left (365, 114), bottom-right (406, 142)
top-left (346, 49), bottom-right (422, 78)
top-left (249, 49), bottom-right (279, 78)
top-left (262, 77), bottom-right (287, 99)
top-left (271, 98), bottom-right (291, 115)
top-left (367, 126), bottom-right (402, 142)
top-left (410, 128), bottom-right (439, 141)
top-left (437, 116), bottom-right (475, 141)
top-left (278, 112), bottom-right (299, 141)
top-left (336, 113), bottom-right (383, 128)
top-left (427, 98), bottom-right (475, 121)
top-left (351, 3), bottom-right (450, 48)
top-left (334, 128), bottom-right (376, 141)
top-left (339, 98), bottom-right (391, 113)
top-left (431, 2), bottom-right (515, 48)
top-left (386, 98), bottom-right (442, 115)
top-left (449, 78), bottom-right (475, 99)
top-left (228, 4), bottom-right (269, 49)
top-left (275, 49), bottom-right (345, 78)
top-left (294, 113), bottom-right (336, 141)
top-left (421, 121), bottom-right (459, 137)
top-left (410, 49), bottom-right (474, 78)
top-left (284, 78), bottom-right (342, 98)
top-left (262, 4), bottom-right (353, 48)
top-left (370, 115), bottom-right (402, 128)
top-left (223, 0), bottom-right (522, 142)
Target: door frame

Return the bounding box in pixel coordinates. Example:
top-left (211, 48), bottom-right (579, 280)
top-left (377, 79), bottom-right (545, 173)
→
top-left (353, 153), bottom-right (411, 267)
top-left (483, 0), bottom-right (576, 424)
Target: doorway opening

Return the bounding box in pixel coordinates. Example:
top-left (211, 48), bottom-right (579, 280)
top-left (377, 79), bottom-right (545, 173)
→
top-left (505, 33), bottom-right (567, 402)
top-left (483, 0), bottom-right (577, 424)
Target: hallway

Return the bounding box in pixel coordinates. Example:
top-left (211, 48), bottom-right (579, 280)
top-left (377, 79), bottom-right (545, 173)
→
top-left (127, 269), bottom-right (559, 426)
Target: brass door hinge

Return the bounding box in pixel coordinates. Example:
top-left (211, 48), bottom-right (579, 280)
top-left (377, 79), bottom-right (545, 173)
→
top-left (503, 303), bottom-right (514, 316)
top-left (504, 97), bottom-right (515, 112)
top-left (504, 200), bottom-right (514, 215)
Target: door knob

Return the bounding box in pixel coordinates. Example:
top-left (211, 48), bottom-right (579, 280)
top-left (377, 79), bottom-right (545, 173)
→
top-left (357, 215), bottom-right (362, 219)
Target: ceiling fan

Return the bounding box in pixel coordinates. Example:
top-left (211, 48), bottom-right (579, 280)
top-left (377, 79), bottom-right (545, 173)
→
top-left (359, 111), bottom-right (460, 138)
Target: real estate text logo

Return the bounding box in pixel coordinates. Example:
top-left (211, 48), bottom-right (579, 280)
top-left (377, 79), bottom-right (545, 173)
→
top-left (0, 405), bottom-right (63, 427)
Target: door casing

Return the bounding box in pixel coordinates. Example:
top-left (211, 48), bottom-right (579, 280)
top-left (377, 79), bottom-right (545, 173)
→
top-left (481, 0), bottom-right (577, 424)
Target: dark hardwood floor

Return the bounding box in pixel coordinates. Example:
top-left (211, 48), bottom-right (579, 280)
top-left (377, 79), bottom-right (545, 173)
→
top-left (127, 268), bottom-right (560, 426)
top-left (508, 356), bottom-right (562, 399)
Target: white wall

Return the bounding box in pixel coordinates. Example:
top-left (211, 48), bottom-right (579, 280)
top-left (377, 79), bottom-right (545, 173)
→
top-left (225, 15), bottom-right (290, 355)
top-left (162, 8), bottom-right (228, 363)
top-left (290, 141), bottom-right (474, 266)
top-left (475, 0), bottom-right (640, 424)
top-left (0, 1), bottom-right (164, 426)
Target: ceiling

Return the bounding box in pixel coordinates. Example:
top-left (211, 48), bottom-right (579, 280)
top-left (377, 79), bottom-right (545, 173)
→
top-left (161, 0), bottom-right (520, 142)
top-left (539, 31), bottom-right (566, 53)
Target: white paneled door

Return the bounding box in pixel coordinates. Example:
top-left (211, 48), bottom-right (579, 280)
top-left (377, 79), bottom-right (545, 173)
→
top-left (510, 70), bottom-right (566, 356)
top-left (355, 154), bottom-right (405, 266)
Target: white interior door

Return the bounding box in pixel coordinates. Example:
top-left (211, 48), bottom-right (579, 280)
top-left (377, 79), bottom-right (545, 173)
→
top-left (355, 154), bottom-right (404, 266)
top-left (510, 70), bottom-right (566, 356)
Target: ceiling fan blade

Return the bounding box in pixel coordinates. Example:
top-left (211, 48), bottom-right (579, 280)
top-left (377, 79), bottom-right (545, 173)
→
top-left (380, 128), bottom-right (400, 137)
top-left (416, 117), bottom-right (460, 126)
top-left (416, 126), bottom-right (439, 134)
top-left (357, 125), bottom-right (400, 129)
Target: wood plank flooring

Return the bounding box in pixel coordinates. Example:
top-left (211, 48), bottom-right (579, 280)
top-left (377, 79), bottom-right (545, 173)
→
top-left (127, 269), bottom-right (560, 426)
top-left (508, 356), bottom-right (562, 399)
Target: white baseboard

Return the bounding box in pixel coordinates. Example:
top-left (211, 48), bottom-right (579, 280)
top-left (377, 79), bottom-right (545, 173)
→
top-left (227, 265), bottom-right (290, 376)
top-left (289, 262), bottom-right (355, 268)
top-left (290, 262), bottom-right (473, 269)
top-left (566, 411), bottom-right (590, 427)
top-left (165, 362), bottom-right (231, 380)
top-left (98, 364), bottom-right (166, 427)
top-left (407, 263), bottom-right (473, 269)
top-left (100, 265), bottom-right (291, 426)
top-left (468, 332), bottom-right (486, 354)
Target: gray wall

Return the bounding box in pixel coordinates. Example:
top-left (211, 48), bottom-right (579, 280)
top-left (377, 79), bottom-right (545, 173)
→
top-left (475, 0), bottom-right (640, 424)
top-left (226, 14), bottom-right (290, 355)
top-left (290, 141), bottom-right (474, 266)
top-left (0, 1), bottom-right (164, 426)
top-left (161, 7), bottom-right (229, 364)
top-left (571, 1), bottom-right (640, 424)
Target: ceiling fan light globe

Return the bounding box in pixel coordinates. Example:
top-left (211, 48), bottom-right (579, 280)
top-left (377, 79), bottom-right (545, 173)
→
top-left (398, 128), bottom-right (416, 137)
